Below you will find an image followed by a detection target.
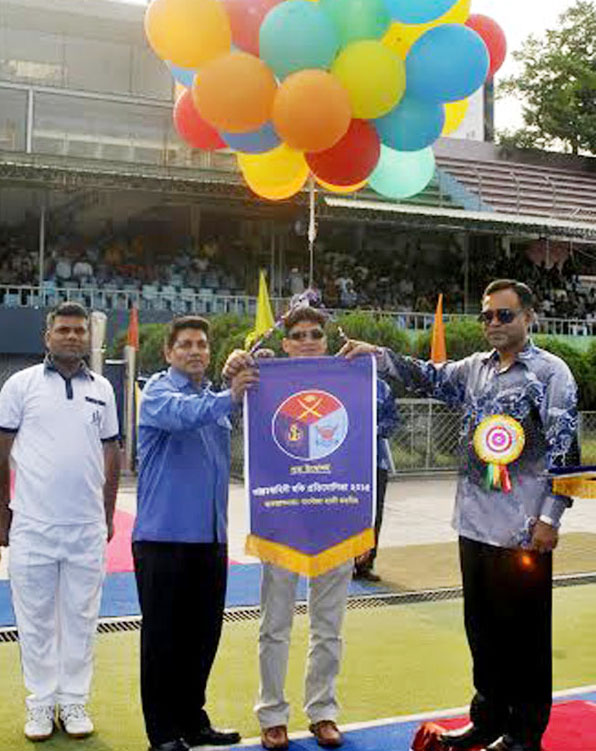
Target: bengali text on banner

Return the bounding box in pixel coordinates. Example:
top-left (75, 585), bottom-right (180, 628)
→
top-left (244, 355), bottom-right (377, 577)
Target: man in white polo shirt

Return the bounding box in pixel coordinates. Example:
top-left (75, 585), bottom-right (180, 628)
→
top-left (0, 302), bottom-right (120, 742)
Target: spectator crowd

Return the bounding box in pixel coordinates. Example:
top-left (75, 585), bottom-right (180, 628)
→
top-left (3, 225), bottom-right (596, 322)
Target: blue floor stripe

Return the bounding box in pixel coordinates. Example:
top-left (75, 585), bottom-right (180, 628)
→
top-left (0, 564), bottom-right (391, 627)
top-left (239, 691), bottom-right (596, 751)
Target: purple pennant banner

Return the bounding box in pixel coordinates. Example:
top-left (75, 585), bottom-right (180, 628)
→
top-left (244, 355), bottom-right (376, 576)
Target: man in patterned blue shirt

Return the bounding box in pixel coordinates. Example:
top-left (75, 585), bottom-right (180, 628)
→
top-left (341, 280), bottom-right (579, 751)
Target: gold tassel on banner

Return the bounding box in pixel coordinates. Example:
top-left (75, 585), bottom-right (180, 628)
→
top-left (245, 528), bottom-right (375, 578)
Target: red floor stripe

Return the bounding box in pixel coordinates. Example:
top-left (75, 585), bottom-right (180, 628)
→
top-left (434, 700), bottom-right (596, 750)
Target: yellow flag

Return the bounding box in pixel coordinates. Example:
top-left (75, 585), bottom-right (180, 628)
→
top-left (430, 293), bottom-right (447, 364)
top-left (246, 270), bottom-right (275, 348)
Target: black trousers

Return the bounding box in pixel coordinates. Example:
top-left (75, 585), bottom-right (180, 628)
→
top-left (356, 467), bottom-right (388, 571)
top-left (459, 537), bottom-right (552, 744)
top-left (133, 541), bottom-right (228, 746)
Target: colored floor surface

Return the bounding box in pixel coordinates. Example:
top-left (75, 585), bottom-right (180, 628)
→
top-left (0, 594), bottom-right (595, 751)
top-left (0, 563), bottom-right (391, 627)
top-left (428, 699), bottom-right (596, 751)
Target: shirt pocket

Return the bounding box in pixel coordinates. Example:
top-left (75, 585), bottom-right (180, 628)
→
top-left (83, 395), bottom-right (106, 433)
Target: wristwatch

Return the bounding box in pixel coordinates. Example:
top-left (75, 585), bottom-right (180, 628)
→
top-left (538, 514), bottom-right (556, 527)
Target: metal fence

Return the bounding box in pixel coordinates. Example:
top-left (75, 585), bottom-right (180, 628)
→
top-left (231, 401), bottom-right (596, 478)
top-left (0, 354), bottom-right (41, 388)
top-left (231, 400), bottom-right (460, 479)
top-left (2, 284), bottom-right (596, 337)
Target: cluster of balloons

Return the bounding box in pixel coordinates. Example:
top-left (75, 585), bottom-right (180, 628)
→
top-left (146, 0), bottom-right (507, 201)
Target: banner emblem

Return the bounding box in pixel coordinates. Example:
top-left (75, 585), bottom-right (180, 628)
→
top-left (272, 390), bottom-right (348, 461)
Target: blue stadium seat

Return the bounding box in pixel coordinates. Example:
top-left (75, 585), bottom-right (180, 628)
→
top-left (3, 293), bottom-right (21, 307)
top-left (171, 299), bottom-right (187, 314)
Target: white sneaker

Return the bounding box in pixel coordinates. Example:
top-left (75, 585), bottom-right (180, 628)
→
top-left (58, 704), bottom-right (94, 738)
top-left (24, 705), bottom-right (55, 741)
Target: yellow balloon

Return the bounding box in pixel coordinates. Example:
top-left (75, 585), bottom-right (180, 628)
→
top-left (316, 177), bottom-right (367, 194)
top-left (145, 0), bottom-right (231, 68)
top-left (442, 98), bottom-right (469, 135)
top-left (238, 144), bottom-right (309, 201)
top-left (382, 0), bottom-right (472, 59)
top-left (332, 41), bottom-right (406, 119)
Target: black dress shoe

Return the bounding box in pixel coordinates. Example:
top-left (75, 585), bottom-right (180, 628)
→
top-left (439, 722), bottom-right (499, 749)
top-left (353, 569), bottom-right (381, 582)
top-left (149, 740), bottom-right (190, 751)
top-left (185, 727), bottom-right (241, 747)
top-left (483, 736), bottom-right (541, 751)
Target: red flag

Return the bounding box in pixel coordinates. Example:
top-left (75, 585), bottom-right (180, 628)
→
top-left (127, 306), bottom-right (139, 350)
top-left (430, 294), bottom-right (446, 364)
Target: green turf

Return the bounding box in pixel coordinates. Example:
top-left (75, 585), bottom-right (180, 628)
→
top-left (1, 585), bottom-right (595, 750)
top-left (376, 533), bottom-right (596, 591)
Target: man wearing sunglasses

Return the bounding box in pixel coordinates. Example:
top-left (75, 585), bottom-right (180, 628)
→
top-left (226, 305), bottom-right (397, 750)
top-left (340, 279), bottom-right (578, 751)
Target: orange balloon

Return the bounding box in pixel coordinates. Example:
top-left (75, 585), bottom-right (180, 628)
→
top-left (316, 177), bottom-right (367, 194)
top-left (145, 0), bottom-right (231, 68)
top-left (273, 70), bottom-right (352, 153)
top-left (193, 52), bottom-right (277, 133)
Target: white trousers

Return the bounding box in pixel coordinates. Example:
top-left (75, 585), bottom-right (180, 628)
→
top-left (8, 513), bottom-right (106, 709)
top-left (255, 561), bottom-right (352, 729)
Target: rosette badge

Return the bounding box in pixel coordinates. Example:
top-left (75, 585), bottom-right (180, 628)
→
top-left (473, 415), bottom-right (525, 493)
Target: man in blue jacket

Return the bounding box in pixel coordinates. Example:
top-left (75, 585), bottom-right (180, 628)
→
top-left (133, 316), bottom-right (257, 751)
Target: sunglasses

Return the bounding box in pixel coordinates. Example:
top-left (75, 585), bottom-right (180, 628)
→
top-left (477, 308), bottom-right (523, 325)
top-left (287, 329), bottom-right (326, 341)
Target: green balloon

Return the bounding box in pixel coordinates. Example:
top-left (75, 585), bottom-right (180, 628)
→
top-left (320, 0), bottom-right (391, 47)
top-left (369, 145), bottom-right (436, 200)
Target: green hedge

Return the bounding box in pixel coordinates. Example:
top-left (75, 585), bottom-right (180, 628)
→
top-left (111, 313), bottom-right (596, 408)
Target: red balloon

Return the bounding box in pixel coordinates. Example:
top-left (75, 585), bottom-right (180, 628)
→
top-left (221, 0), bottom-right (283, 56)
top-left (306, 120), bottom-right (380, 186)
top-left (465, 14), bottom-right (507, 78)
top-left (173, 89), bottom-right (226, 150)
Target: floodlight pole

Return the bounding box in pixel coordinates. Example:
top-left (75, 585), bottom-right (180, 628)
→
top-left (38, 202), bottom-right (46, 292)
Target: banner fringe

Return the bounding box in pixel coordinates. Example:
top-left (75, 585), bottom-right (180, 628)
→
top-left (552, 476), bottom-right (596, 498)
top-left (245, 529), bottom-right (375, 577)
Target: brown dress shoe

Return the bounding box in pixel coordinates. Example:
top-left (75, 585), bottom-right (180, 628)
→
top-left (261, 725), bottom-right (289, 750)
top-left (309, 720), bottom-right (343, 748)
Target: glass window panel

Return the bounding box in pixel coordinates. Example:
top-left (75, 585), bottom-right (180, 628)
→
top-left (132, 45), bottom-right (172, 101)
top-left (64, 37), bottom-right (130, 95)
top-left (0, 87), bottom-right (27, 151)
top-left (33, 92), bottom-right (175, 166)
top-left (0, 28), bottom-right (64, 86)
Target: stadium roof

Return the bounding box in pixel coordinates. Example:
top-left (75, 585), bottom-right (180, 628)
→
top-left (321, 139), bottom-right (596, 241)
top-left (2, 137), bottom-right (596, 240)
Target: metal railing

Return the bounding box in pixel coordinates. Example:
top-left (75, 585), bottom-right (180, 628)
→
top-left (1, 284), bottom-right (596, 335)
top-left (0, 284), bottom-right (288, 317)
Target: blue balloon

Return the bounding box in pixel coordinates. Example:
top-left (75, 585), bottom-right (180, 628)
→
top-left (406, 24), bottom-right (490, 103)
top-left (384, 0), bottom-right (458, 24)
top-left (369, 145), bottom-right (435, 199)
top-left (260, 0), bottom-right (340, 81)
top-left (374, 96), bottom-right (445, 151)
top-left (221, 122), bottom-right (281, 154)
top-left (166, 61), bottom-right (197, 88)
